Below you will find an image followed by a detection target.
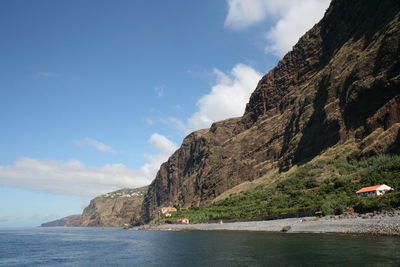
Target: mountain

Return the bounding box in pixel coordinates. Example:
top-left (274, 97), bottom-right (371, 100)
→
top-left (41, 215), bottom-right (81, 227)
top-left (138, 0), bottom-right (400, 224)
top-left (80, 187), bottom-right (148, 226)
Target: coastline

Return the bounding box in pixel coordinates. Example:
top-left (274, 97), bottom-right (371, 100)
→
top-left (135, 212), bottom-right (400, 236)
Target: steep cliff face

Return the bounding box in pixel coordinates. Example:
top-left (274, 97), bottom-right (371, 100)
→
top-left (140, 0), bottom-right (400, 224)
top-left (80, 187), bottom-right (147, 226)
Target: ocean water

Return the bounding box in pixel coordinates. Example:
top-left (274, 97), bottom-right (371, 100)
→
top-left (0, 227), bottom-right (399, 266)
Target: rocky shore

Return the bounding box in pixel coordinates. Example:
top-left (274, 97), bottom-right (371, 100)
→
top-left (135, 211), bottom-right (400, 236)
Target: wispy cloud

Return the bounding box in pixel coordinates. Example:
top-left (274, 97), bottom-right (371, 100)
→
top-left (155, 87), bottom-right (164, 98)
top-left (75, 138), bottom-right (116, 153)
top-left (170, 63), bottom-right (262, 134)
top-left (225, 0), bottom-right (330, 57)
top-left (0, 134), bottom-right (178, 197)
top-left (168, 117), bottom-right (190, 135)
top-left (145, 117), bottom-right (155, 125)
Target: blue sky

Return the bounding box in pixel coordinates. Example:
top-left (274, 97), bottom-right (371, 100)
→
top-left (0, 0), bottom-right (330, 227)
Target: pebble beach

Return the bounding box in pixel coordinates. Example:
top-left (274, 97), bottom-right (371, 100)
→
top-left (137, 211), bottom-right (400, 235)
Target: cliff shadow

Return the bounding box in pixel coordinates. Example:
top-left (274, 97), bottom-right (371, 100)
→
top-left (293, 75), bottom-right (341, 166)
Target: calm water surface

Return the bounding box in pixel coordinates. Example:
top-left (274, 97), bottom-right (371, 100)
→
top-left (0, 227), bottom-right (399, 266)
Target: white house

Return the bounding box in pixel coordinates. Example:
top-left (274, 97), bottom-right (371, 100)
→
top-left (160, 206), bottom-right (177, 217)
top-left (176, 218), bottom-right (189, 224)
top-left (356, 184), bottom-right (393, 197)
top-left (161, 206), bottom-right (177, 213)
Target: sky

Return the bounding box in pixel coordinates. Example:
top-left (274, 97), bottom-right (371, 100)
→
top-left (0, 0), bottom-right (330, 227)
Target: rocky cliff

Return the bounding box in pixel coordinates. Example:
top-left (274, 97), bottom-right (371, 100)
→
top-left (139, 0), bottom-right (400, 224)
top-left (80, 187), bottom-right (148, 226)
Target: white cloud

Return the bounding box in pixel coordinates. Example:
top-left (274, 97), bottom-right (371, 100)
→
top-left (225, 0), bottom-right (271, 30)
top-left (75, 138), bottom-right (116, 153)
top-left (0, 134), bottom-right (178, 197)
top-left (265, 0), bottom-right (330, 57)
top-left (171, 63), bottom-right (262, 133)
top-left (225, 0), bottom-right (330, 57)
top-left (140, 133), bottom-right (178, 179)
top-left (148, 133), bottom-right (178, 154)
top-left (188, 64), bottom-right (262, 130)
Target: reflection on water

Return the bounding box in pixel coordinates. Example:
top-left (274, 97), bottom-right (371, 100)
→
top-left (1, 227), bottom-right (400, 266)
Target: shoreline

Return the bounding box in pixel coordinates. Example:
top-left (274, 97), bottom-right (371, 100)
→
top-left (134, 212), bottom-right (400, 236)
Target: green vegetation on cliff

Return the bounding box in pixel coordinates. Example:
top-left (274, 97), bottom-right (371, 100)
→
top-left (161, 155), bottom-right (400, 223)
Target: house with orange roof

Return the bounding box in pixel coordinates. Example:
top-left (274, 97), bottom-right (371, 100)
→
top-left (356, 184), bottom-right (393, 197)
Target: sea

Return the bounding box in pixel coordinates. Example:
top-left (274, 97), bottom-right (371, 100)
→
top-left (1, 227), bottom-right (400, 266)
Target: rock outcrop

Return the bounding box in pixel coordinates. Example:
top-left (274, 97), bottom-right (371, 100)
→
top-left (41, 215), bottom-right (82, 227)
top-left (139, 0), bottom-right (400, 224)
top-left (80, 187), bottom-right (148, 226)
top-left (41, 186), bottom-right (148, 227)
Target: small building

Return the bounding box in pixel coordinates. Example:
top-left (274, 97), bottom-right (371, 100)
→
top-left (176, 218), bottom-right (189, 224)
top-left (160, 206), bottom-right (177, 217)
top-left (356, 184), bottom-right (393, 197)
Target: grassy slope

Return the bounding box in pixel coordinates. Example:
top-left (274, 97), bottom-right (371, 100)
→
top-left (160, 151), bottom-right (400, 223)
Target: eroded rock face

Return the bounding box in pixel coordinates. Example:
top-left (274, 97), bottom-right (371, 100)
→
top-left (80, 187), bottom-right (148, 227)
top-left (139, 0), bottom-right (400, 224)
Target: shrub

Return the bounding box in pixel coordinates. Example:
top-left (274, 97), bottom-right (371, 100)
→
top-left (305, 178), bottom-right (319, 189)
top-left (321, 196), bottom-right (347, 215)
top-left (379, 191), bottom-right (400, 210)
top-left (319, 183), bottom-right (334, 194)
top-left (354, 197), bottom-right (382, 213)
top-left (333, 178), bottom-right (347, 189)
